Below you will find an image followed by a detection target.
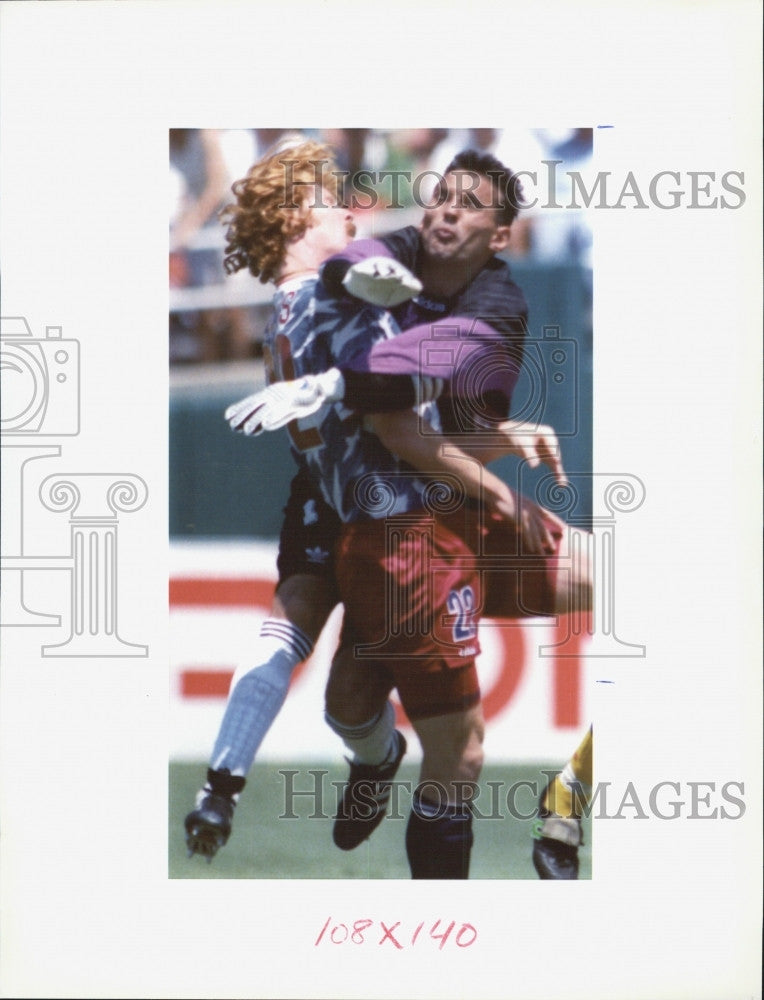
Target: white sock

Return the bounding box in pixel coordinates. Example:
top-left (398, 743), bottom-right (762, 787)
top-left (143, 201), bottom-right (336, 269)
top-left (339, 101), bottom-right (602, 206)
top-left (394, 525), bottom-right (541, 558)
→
top-left (210, 619), bottom-right (313, 775)
top-left (325, 700), bottom-right (397, 766)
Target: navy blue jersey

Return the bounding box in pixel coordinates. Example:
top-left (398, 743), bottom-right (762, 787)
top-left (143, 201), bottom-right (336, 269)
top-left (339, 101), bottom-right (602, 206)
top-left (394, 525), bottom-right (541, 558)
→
top-left (264, 276), bottom-right (441, 523)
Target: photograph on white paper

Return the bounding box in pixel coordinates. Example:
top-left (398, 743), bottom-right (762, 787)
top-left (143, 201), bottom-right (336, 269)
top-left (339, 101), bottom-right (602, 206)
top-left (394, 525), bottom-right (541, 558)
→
top-left (167, 127), bottom-right (611, 880)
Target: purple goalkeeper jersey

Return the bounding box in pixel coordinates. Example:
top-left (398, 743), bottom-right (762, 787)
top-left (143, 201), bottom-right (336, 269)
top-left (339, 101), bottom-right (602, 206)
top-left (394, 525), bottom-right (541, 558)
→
top-left (321, 227), bottom-right (528, 429)
top-left (322, 227), bottom-right (528, 341)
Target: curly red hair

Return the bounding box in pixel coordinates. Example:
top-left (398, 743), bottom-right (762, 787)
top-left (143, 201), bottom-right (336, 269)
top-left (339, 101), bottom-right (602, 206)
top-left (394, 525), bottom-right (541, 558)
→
top-left (220, 139), bottom-right (341, 285)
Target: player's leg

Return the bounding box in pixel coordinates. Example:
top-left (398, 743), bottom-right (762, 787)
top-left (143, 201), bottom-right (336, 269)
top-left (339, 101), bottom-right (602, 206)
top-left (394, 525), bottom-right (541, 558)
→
top-left (184, 574), bottom-right (336, 860)
top-left (207, 573), bottom-right (334, 780)
top-left (404, 701), bottom-right (484, 880)
top-left (325, 516), bottom-right (415, 851)
top-left (532, 725), bottom-right (593, 879)
top-left (325, 647), bottom-right (406, 850)
top-left (184, 469), bottom-right (340, 860)
top-left (329, 511), bottom-right (483, 871)
top-left (409, 702), bottom-right (485, 799)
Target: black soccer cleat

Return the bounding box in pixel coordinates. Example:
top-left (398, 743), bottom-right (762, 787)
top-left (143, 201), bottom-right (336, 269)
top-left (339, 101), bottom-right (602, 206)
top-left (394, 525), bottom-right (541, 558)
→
top-left (333, 731), bottom-right (407, 851)
top-left (531, 784), bottom-right (582, 880)
top-left (532, 830), bottom-right (580, 879)
top-left (184, 768), bottom-right (245, 862)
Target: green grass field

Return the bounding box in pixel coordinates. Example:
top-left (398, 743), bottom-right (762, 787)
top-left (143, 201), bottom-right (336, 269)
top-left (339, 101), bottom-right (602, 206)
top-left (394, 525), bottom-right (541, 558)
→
top-left (170, 761), bottom-right (591, 880)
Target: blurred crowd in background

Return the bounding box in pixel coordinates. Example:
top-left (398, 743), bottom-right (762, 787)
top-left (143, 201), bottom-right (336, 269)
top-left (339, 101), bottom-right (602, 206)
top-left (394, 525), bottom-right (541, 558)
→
top-left (169, 128), bottom-right (593, 364)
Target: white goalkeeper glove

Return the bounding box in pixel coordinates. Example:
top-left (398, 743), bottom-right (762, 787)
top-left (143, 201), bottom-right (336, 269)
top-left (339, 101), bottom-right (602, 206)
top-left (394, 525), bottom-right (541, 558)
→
top-left (224, 368), bottom-right (346, 436)
top-left (341, 256), bottom-right (422, 308)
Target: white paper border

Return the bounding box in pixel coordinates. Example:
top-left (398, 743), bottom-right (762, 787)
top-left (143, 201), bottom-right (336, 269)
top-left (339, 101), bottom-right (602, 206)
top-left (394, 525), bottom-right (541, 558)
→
top-left (1, 3), bottom-right (761, 998)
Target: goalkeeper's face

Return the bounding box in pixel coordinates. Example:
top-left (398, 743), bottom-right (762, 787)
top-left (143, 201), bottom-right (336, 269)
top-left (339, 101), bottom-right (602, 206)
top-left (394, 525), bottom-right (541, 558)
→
top-left (420, 170), bottom-right (512, 268)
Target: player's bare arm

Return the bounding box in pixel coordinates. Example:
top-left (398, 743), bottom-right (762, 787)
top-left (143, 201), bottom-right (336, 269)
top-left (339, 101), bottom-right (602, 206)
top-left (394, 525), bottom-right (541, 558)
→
top-left (227, 383), bottom-right (567, 489)
top-left (366, 409), bottom-right (516, 520)
top-left (367, 410), bottom-right (563, 555)
top-left (456, 419), bottom-right (568, 487)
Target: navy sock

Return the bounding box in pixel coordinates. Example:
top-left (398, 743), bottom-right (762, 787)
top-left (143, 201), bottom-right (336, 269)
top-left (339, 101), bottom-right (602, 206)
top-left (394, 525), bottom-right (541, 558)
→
top-left (405, 789), bottom-right (474, 879)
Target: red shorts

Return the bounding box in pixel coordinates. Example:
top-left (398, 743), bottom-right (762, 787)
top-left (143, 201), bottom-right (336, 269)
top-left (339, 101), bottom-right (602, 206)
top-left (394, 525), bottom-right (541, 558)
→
top-left (335, 512), bottom-right (482, 720)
